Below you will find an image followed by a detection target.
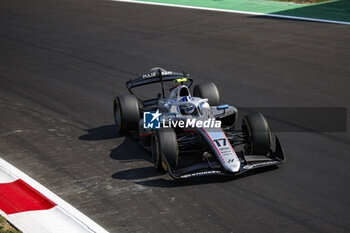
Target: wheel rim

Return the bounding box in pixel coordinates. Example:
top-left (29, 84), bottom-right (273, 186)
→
top-left (114, 100), bottom-right (121, 130)
top-left (151, 134), bottom-right (160, 168)
top-left (242, 120), bottom-right (253, 154)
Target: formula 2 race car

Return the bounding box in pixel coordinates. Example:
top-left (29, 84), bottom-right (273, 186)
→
top-left (113, 68), bottom-right (285, 179)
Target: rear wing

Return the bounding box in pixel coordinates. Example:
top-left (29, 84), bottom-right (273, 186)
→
top-left (126, 70), bottom-right (193, 107)
top-left (126, 71), bottom-right (193, 91)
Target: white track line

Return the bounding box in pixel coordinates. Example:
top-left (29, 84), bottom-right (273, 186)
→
top-left (0, 157), bottom-right (109, 233)
top-left (110, 0), bottom-right (350, 25)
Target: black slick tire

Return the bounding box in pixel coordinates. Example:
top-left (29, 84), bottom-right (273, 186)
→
top-left (242, 113), bottom-right (271, 155)
top-left (113, 94), bottom-right (139, 134)
top-left (193, 82), bottom-right (220, 106)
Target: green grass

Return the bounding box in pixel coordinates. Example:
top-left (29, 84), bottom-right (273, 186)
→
top-left (272, 0), bottom-right (331, 4)
top-left (0, 216), bottom-right (21, 233)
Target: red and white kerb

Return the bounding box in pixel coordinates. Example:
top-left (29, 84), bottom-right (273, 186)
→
top-left (0, 158), bottom-right (108, 233)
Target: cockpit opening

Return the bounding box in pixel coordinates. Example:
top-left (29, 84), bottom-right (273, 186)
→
top-left (179, 86), bottom-right (190, 97)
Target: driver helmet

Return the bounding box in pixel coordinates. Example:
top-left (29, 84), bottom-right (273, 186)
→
top-left (181, 105), bottom-right (195, 115)
top-left (180, 97), bottom-right (195, 115)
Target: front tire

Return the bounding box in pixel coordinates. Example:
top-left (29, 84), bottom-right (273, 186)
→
top-left (193, 82), bottom-right (220, 106)
top-left (151, 128), bottom-right (178, 171)
top-left (113, 94), bottom-right (139, 134)
top-left (242, 113), bottom-right (271, 155)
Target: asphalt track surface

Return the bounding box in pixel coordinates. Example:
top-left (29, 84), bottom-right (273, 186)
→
top-left (0, 0), bottom-right (350, 232)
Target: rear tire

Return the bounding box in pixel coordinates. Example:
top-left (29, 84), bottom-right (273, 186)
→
top-left (151, 128), bottom-right (178, 171)
top-left (193, 82), bottom-right (220, 106)
top-left (242, 113), bottom-right (271, 155)
top-left (113, 94), bottom-right (139, 134)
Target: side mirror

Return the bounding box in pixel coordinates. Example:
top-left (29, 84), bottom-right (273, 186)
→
top-left (217, 104), bottom-right (229, 110)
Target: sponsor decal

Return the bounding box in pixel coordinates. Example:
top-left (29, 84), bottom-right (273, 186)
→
top-left (201, 129), bottom-right (240, 171)
top-left (213, 138), bottom-right (233, 157)
top-left (243, 161), bottom-right (277, 170)
top-left (142, 71), bottom-right (173, 78)
top-left (181, 170), bottom-right (221, 178)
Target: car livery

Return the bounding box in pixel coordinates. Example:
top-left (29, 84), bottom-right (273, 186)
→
top-left (113, 68), bottom-right (285, 179)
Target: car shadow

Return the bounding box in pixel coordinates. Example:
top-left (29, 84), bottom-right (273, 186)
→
top-left (112, 166), bottom-right (162, 180)
top-left (79, 124), bottom-right (280, 188)
top-left (109, 135), bottom-right (153, 163)
top-left (79, 124), bottom-right (120, 141)
top-left (132, 166), bottom-right (279, 188)
top-left (78, 124), bottom-right (153, 164)
top-left (79, 124), bottom-right (161, 178)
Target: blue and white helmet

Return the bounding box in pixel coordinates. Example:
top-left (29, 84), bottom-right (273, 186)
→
top-left (180, 97), bottom-right (195, 115)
